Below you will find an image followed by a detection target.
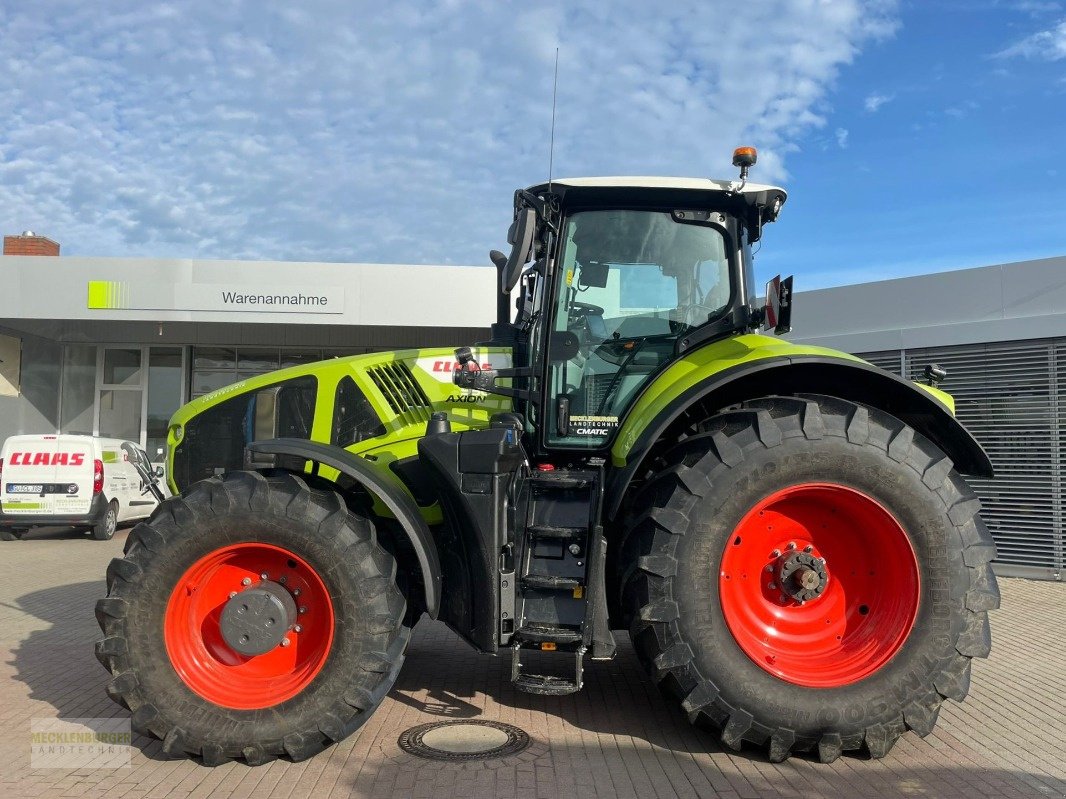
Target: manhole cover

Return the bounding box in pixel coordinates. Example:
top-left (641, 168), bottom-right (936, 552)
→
top-left (398, 720), bottom-right (530, 761)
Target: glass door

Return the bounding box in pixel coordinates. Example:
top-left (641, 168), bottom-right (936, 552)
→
top-left (96, 347), bottom-right (144, 444)
top-left (86, 345), bottom-right (187, 462)
top-left (146, 348), bottom-right (184, 464)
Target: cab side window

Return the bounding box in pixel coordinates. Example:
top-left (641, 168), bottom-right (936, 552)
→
top-left (332, 377), bottom-right (386, 448)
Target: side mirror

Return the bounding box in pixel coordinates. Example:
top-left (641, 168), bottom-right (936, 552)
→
top-left (762, 275), bottom-right (793, 335)
top-left (502, 207), bottom-right (536, 293)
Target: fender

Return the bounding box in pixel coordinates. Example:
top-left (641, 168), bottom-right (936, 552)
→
top-left (246, 438), bottom-right (441, 618)
top-left (604, 355), bottom-right (993, 521)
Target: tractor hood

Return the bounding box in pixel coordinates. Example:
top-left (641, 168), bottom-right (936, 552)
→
top-left (165, 346), bottom-right (514, 495)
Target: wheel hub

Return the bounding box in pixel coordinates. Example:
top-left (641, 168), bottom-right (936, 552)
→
top-left (219, 581), bottom-right (297, 656)
top-left (776, 551), bottom-right (828, 602)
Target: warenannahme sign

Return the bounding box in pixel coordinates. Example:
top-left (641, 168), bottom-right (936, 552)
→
top-left (87, 281), bottom-right (345, 314)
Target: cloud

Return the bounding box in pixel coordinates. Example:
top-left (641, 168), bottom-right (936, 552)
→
top-left (0, 1), bottom-right (900, 264)
top-left (944, 100), bottom-right (980, 118)
top-left (1013, 1), bottom-right (1061, 15)
top-left (835, 128), bottom-right (850, 148)
top-left (994, 19), bottom-right (1066, 60)
top-left (863, 92), bottom-right (894, 112)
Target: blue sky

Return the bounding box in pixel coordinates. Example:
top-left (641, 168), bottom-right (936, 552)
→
top-left (756, 0), bottom-right (1066, 289)
top-left (0, 1), bottom-right (1063, 290)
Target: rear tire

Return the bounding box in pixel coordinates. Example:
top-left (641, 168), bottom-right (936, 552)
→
top-left (95, 470), bottom-right (408, 765)
top-left (92, 501), bottom-right (118, 540)
top-left (619, 395), bottom-right (999, 762)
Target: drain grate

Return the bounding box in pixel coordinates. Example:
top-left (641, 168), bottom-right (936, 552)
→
top-left (398, 720), bottom-right (530, 761)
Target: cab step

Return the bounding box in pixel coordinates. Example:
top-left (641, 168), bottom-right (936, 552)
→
top-left (527, 525), bottom-right (586, 540)
top-left (514, 673), bottom-right (582, 696)
top-left (515, 624), bottom-right (583, 644)
top-left (511, 643), bottom-right (586, 695)
top-left (521, 574), bottom-right (582, 591)
top-left (528, 471), bottom-right (592, 489)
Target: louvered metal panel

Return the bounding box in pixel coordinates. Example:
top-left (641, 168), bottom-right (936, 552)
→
top-left (367, 362), bottom-right (432, 424)
top-left (857, 350), bottom-right (903, 376)
top-left (856, 340), bottom-right (1063, 579)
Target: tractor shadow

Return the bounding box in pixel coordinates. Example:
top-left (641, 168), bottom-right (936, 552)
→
top-left (8, 578), bottom-right (170, 762)
top-left (394, 616), bottom-right (732, 759)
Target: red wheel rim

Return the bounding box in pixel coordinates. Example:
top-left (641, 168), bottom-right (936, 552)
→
top-left (719, 483), bottom-right (919, 688)
top-left (164, 543), bottom-right (334, 710)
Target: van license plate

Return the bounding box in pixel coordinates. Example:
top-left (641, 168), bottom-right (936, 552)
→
top-left (7, 484), bottom-right (44, 494)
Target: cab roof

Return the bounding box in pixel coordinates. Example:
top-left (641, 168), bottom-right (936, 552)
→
top-left (524, 176), bottom-right (788, 238)
top-left (529, 176), bottom-right (786, 199)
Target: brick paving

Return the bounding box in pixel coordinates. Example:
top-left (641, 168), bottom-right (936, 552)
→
top-left (0, 525), bottom-right (1063, 798)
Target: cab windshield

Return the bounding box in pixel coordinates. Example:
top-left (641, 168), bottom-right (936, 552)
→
top-left (546, 209), bottom-right (732, 447)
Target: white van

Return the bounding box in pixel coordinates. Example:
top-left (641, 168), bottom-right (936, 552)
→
top-left (0, 435), bottom-right (168, 541)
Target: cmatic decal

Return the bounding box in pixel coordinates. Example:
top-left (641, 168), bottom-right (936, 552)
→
top-left (568, 415), bottom-right (619, 437)
top-left (9, 452), bottom-right (86, 466)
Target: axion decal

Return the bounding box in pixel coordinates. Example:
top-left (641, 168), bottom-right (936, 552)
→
top-left (9, 452), bottom-right (86, 466)
top-left (568, 415), bottom-right (619, 437)
top-left (446, 394), bottom-right (483, 404)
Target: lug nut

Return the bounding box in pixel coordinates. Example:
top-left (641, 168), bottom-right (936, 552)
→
top-left (786, 542), bottom-right (796, 551)
top-left (771, 549), bottom-right (781, 558)
top-left (279, 576), bottom-right (287, 584)
top-left (292, 588), bottom-right (301, 596)
top-left (804, 545), bottom-right (813, 553)
top-left (281, 637), bottom-right (290, 647)
top-left (229, 591), bottom-right (237, 599)
top-left (260, 572), bottom-right (268, 580)
top-left (768, 582), bottom-right (776, 590)
top-left (241, 577), bottom-right (252, 586)
top-left (765, 565), bottom-right (773, 573)
top-left (299, 606), bottom-right (307, 614)
top-left (293, 624), bottom-right (303, 633)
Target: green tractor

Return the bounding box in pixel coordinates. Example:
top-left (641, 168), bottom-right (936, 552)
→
top-left (96, 148), bottom-right (999, 766)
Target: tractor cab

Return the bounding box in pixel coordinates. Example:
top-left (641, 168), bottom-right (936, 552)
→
top-left (458, 153), bottom-right (790, 457)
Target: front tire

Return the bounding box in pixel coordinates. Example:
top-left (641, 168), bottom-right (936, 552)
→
top-left (619, 395), bottom-right (999, 762)
top-left (95, 470), bottom-right (408, 765)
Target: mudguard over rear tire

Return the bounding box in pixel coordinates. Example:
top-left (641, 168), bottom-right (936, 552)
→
top-left (619, 395), bottom-right (999, 762)
top-left (95, 470), bottom-right (408, 765)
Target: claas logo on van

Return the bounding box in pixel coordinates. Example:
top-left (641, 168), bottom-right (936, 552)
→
top-left (9, 452), bottom-right (86, 466)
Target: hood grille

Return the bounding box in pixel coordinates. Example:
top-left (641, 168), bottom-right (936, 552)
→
top-left (367, 362), bottom-right (432, 422)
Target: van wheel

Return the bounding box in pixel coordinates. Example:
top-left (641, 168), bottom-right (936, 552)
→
top-left (93, 501), bottom-right (119, 541)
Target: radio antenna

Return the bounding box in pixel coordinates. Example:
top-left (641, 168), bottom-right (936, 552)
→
top-left (548, 47), bottom-right (559, 192)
